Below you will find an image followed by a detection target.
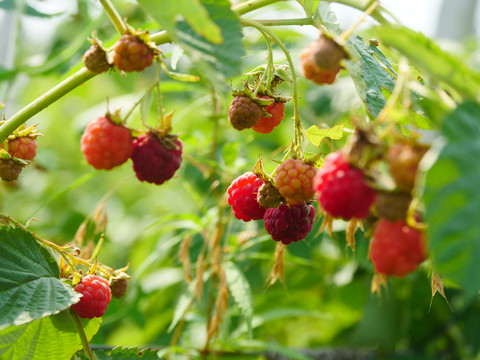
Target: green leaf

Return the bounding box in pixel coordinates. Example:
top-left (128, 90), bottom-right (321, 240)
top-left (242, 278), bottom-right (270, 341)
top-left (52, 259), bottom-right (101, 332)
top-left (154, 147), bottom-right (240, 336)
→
top-left (0, 311), bottom-right (101, 360)
top-left (375, 25), bottom-right (480, 100)
top-left (138, 0), bottom-right (222, 44)
top-left (346, 35), bottom-right (396, 118)
top-left (225, 261), bottom-right (254, 337)
top-left (423, 102), bottom-right (480, 299)
top-left (168, 283), bottom-right (194, 332)
top-left (304, 124), bottom-right (345, 147)
top-left (0, 226), bottom-right (80, 329)
top-left (76, 347), bottom-right (161, 360)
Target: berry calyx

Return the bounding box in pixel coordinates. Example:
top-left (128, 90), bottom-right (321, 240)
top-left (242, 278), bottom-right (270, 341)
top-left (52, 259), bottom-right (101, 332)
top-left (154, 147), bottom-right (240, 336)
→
top-left (275, 159), bottom-right (317, 205)
top-left (314, 151), bottom-right (376, 220)
top-left (387, 141), bottom-right (429, 192)
top-left (228, 96), bottom-right (263, 131)
top-left (83, 43), bottom-right (111, 74)
top-left (113, 33), bottom-right (155, 72)
top-left (252, 96), bottom-right (285, 134)
top-left (257, 180), bottom-right (284, 209)
top-left (131, 133), bottom-right (182, 185)
top-left (227, 172), bottom-right (266, 222)
top-left (264, 202), bottom-right (316, 245)
top-left (6, 137), bottom-right (38, 161)
top-left (81, 116), bottom-right (133, 170)
top-left (300, 34), bottom-right (346, 85)
top-left (370, 219), bottom-right (426, 277)
top-left (71, 275), bottom-right (112, 319)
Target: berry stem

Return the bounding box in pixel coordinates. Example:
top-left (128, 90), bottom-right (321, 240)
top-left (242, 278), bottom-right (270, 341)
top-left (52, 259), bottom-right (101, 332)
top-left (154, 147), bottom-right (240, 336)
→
top-left (332, 0), bottom-right (391, 25)
top-left (70, 309), bottom-right (96, 360)
top-left (241, 18), bottom-right (303, 157)
top-left (99, 0), bottom-right (127, 35)
top-left (255, 18), bottom-right (315, 27)
top-left (232, 0), bottom-right (286, 16)
top-left (252, 30), bottom-right (274, 97)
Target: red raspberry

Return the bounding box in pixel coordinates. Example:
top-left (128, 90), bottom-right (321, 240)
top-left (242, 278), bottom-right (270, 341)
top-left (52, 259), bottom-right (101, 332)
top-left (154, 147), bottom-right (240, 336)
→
top-left (83, 44), bottom-right (111, 74)
top-left (7, 137), bottom-right (38, 160)
top-left (275, 159), bottom-right (317, 205)
top-left (370, 219), bottom-right (426, 277)
top-left (0, 158), bottom-right (24, 181)
top-left (300, 35), bottom-right (346, 85)
top-left (81, 116), bottom-right (133, 170)
top-left (314, 151), bottom-right (376, 220)
top-left (388, 142), bottom-right (429, 192)
top-left (227, 172), bottom-right (266, 221)
top-left (252, 96), bottom-right (285, 134)
top-left (131, 133), bottom-right (182, 185)
top-left (264, 202), bottom-right (316, 245)
top-left (113, 34), bottom-right (154, 72)
top-left (228, 96), bottom-right (263, 130)
top-left (71, 275), bottom-right (112, 319)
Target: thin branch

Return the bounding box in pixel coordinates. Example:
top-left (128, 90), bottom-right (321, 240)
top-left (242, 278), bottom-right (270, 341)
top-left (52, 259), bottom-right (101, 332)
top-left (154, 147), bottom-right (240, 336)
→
top-left (99, 0), bottom-right (126, 34)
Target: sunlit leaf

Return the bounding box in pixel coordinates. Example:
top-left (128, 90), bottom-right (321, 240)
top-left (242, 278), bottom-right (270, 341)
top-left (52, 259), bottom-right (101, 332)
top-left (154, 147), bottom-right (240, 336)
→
top-left (304, 124), bottom-right (345, 147)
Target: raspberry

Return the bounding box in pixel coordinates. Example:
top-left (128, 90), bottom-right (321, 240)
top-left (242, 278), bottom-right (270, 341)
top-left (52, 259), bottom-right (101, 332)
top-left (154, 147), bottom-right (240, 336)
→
top-left (131, 133), bottom-right (182, 185)
top-left (227, 172), bottom-right (266, 221)
top-left (228, 96), bottom-right (263, 131)
top-left (81, 116), bottom-right (133, 170)
top-left (314, 151), bottom-right (376, 220)
top-left (300, 35), bottom-right (346, 85)
top-left (252, 96), bottom-right (285, 134)
top-left (112, 34), bottom-right (154, 72)
top-left (0, 158), bottom-right (24, 181)
top-left (110, 278), bottom-right (128, 299)
top-left (388, 142), bottom-right (429, 192)
top-left (264, 202), bottom-right (316, 245)
top-left (275, 159), bottom-right (317, 205)
top-left (83, 44), bottom-right (111, 74)
top-left (375, 191), bottom-right (412, 222)
top-left (6, 137), bottom-right (38, 160)
top-left (71, 275), bottom-right (112, 319)
top-left (370, 219), bottom-right (426, 277)
top-left (257, 181), bottom-right (284, 208)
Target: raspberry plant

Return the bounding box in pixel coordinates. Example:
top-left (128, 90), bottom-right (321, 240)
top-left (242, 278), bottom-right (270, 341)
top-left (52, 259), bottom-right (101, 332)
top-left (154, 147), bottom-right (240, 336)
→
top-left (1, 0), bottom-right (480, 359)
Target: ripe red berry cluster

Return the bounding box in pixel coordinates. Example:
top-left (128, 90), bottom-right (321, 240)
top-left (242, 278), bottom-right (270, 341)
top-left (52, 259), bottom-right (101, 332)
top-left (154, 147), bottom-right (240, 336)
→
top-left (80, 115), bottom-right (182, 185)
top-left (71, 275), bottom-right (112, 319)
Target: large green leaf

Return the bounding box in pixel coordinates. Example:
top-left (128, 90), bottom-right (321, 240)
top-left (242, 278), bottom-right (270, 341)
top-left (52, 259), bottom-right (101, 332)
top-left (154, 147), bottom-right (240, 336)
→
top-left (423, 102), bottom-right (480, 299)
top-left (76, 347), bottom-right (160, 360)
top-left (346, 35), bottom-right (396, 118)
top-left (375, 25), bottom-right (480, 100)
top-left (0, 310), bottom-right (101, 360)
top-left (225, 261), bottom-right (253, 336)
top-left (0, 226), bottom-right (80, 329)
top-left (138, 0), bottom-right (222, 44)
top-left (304, 123), bottom-right (345, 147)
top-left (140, 0), bottom-right (244, 90)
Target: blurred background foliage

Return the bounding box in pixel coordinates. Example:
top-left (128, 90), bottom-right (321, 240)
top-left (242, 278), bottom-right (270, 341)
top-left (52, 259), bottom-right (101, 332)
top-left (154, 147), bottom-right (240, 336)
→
top-left (1, 0), bottom-right (480, 359)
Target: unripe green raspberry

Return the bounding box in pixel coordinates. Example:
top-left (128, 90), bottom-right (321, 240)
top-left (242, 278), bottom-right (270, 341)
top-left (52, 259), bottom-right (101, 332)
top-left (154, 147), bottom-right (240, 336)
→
top-left (83, 44), bottom-right (111, 74)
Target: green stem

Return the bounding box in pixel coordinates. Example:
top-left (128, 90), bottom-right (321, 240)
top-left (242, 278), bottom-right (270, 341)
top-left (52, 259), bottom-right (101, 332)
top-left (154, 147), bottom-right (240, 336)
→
top-left (98, 0), bottom-right (126, 34)
top-left (232, 0), bottom-right (286, 16)
top-left (333, 0), bottom-right (390, 24)
top-left (252, 28), bottom-right (273, 97)
top-left (0, 68), bottom-right (95, 143)
top-left (241, 18), bottom-right (303, 157)
top-left (70, 309), bottom-right (96, 360)
top-left (255, 18), bottom-right (314, 26)
top-left (150, 30), bottom-right (172, 44)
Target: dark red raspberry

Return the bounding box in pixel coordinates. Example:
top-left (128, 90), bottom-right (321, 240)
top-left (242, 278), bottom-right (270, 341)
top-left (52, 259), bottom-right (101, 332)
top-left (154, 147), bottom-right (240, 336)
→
top-left (81, 116), bottom-right (133, 170)
top-left (0, 158), bottom-right (24, 181)
top-left (314, 151), bottom-right (376, 220)
top-left (110, 278), bottom-right (128, 299)
top-left (252, 96), bottom-right (285, 134)
top-left (131, 133), bottom-right (182, 185)
top-left (83, 44), bottom-right (111, 74)
top-left (388, 141), bottom-right (429, 192)
top-left (227, 172), bottom-right (266, 221)
top-left (300, 35), bottom-right (346, 85)
top-left (264, 202), bottom-right (315, 245)
top-left (275, 159), bottom-right (317, 205)
top-left (228, 96), bottom-right (263, 131)
top-left (370, 219), bottom-right (426, 277)
top-left (71, 275), bottom-right (112, 319)
top-left (257, 181), bottom-right (284, 209)
top-left (113, 34), bottom-right (154, 72)
top-left (6, 137), bottom-right (38, 160)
